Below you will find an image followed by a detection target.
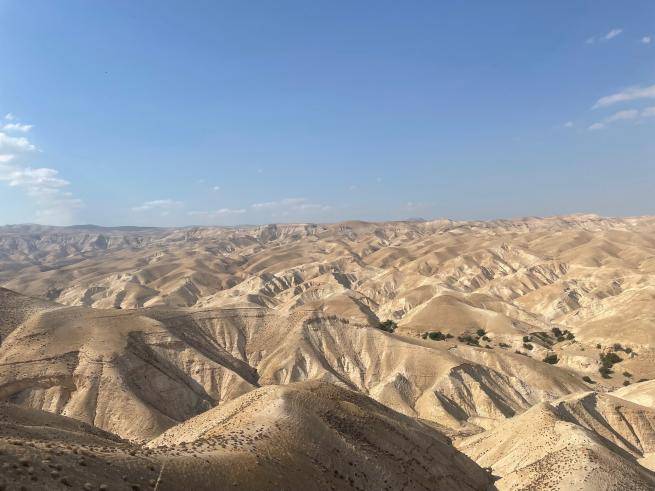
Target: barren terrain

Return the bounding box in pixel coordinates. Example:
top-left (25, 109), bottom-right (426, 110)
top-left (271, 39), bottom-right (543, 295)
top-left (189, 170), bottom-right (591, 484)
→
top-left (1, 214), bottom-right (655, 489)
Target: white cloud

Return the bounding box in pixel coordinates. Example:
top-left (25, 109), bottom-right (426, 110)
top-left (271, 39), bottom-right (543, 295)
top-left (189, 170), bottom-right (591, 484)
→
top-left (251, 197), bottom-right (331, 213)
top-left (605, 109), bottom-right (639, 123)
top-left (0, 120), bottom-right (82, 224)
top-left (3, 123), bottom-right (33, 133)
top-left (563, 121), bottom-right (574, 128)
top-left (643, 36), bottom-right (652, 45)
top-left (592, 84), bottom-right (655, 109)
top-left (588, 107), bottom-right (655, 130)
top-left (213, 185), bottom-right (220, 191)
top-left (585, 36), bottom-right (596, 45)
top-left (188, 208), bottom-right (246, 217)
top-left (132, 199), bottom-right (184, 212)
top-left (0, 131), bottom-right (36, 153)
top-left (604, 28), bottom-right (623, 40)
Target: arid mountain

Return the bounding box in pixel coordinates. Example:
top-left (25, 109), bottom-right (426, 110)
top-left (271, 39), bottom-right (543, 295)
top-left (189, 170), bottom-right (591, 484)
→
top-left (1, 214), bottom-right (655, 489)
top-left (457, 391), bottom-right (655, 490)
top-left (0, 383), bottom-right (493, 491)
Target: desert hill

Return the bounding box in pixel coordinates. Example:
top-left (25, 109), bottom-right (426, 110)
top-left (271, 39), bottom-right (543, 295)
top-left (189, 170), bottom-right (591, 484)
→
top-left (2, 215), bottom-right (655, 489)
top-left (457, 391), bottom-right (655, 490)
top-left (0, 383), bottom-right (494, 490)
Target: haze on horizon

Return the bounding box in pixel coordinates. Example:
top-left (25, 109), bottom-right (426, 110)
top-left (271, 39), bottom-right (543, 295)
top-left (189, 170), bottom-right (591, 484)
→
top-left (0, 0), bottom-right (653, 227)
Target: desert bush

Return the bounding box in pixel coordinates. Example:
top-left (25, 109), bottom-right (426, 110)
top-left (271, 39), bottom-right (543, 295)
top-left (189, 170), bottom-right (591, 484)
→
top-left (378, 320), bottom-right (397, 333)
top-left (523, 335), bottom-right (531, 342)
top-left (582, 376), bottom-right (595, 384)
top-left (543, 354), bottom-right (558, 364)
top-left (476, 328), bottom-right (486, 337)
top-left (599, 366), bottom-right (613, 378)
top-left (601, 352), bottom-right (623, 366)
top-left (551, 327), bottom-right (563, 338)
top-left (623, 380), bottom-right (631, 386)
top-left (499, 342), bottom-right (511, 348)
top-left (428, 331), bottom-right (447, 341)
top-left (623, 371), bottom-right (632, 378)
top-left (523, 343), bottom-right (534, 350)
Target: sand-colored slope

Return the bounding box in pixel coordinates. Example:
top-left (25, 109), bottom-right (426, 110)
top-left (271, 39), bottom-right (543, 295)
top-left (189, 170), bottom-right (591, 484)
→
top-left (148, 381), bottom-right (494, 491)
top-left (0, 383), bottom-right (493, 491)
top-left (457, 392), bottom-right (655, 490)
top-left (0, 288), bottom-right (589, 442)
top-left (0, 401), bottom-right (161, 490)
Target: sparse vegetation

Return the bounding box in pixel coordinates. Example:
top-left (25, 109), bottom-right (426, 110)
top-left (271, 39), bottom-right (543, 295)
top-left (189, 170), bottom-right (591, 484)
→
top-left (482, 335), bottom-right (491, 342)
top-left (599, 366), bottom-right (613, 378)
top-left (623, 380), bottom-right (631, 386)
top-left (523, 335), bottom-right (531, 342)
top-left (582, 376), bottom-right (595, 384)
top-left (596, 344), bottom-right (602, 349)
top-left (543, 353), bottom-right (558, 364)
top-left (476, 328), bottom-right (487, 337)
top-left (623, 371), bottom-right (632, 378)
top-left (601, 352), bottom-right (623, 366)
top-left (499, 342), bottom-right (511, 348)
top-left (378, 320), bottom-right (397, 333)
top-left (551, 327), bottom-right (563, 338)
top-left (458, 334), bottom-right (480, 346)
top-left (523, 343), bottom-right (534, 351)
top-left (428, 331), bottom-right (447, 341)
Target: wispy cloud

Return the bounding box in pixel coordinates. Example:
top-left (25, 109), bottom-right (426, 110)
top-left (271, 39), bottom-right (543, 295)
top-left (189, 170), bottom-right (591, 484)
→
top-left (0, 132), bottom-right (36, 153)
top-left (251, 197), bottom-right (331, 213)
top-left (586, 28), bottom-right (624, 45)
top-left (592, 84), bottom-right (655, 109)
top-left (642, 36), bottom-right (652, 45)
top-left (132, 199), bottom-right (184, 212)
top-left (0, 116), bottom-right (82, 224)
top-left (588, 107), bottom-right (655, 130)
top-left (3, 122), bottom-right (33, 133)
top-left (563, 121), bottom-right (574, 128)
top-left (604, 28), bottom-right (623, 40)
top-left (188, 208), bottom-right (246, 217)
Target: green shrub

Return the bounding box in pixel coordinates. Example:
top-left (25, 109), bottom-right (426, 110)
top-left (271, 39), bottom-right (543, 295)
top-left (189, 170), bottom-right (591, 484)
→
top-left (543, 354), bottom-right (558, 364)
top-left (482, 335), bottom-right (491, 342)
top-left (601, 352), bottom-right (623, 366)
top-left (623, 371), bottom-right (632, 378)
top-left (596, 344), bottom-right (602, 349)
top-left (623, 380), bottom-right (631, 386)
top-left (624, 347), bottom-right (632, 354)
top-left (582, 376), bottom-right (595, 384)
top-left (566, 332), bottom-right (575, 340)
top-left (458, 334), bottom-right (479, 346)
top-left (499, 342), bottom-right (511, 348)
top-left (476, 328), bottom-right (486, 337)
top-left (378, 320), bottom-right (397, 333)
top-left (523, 335), bottom-right (531, 342)
top-left (599, 366), bottom-right (613, 378)
top-left (551, 327), bottom-right (563, 338)
top-left (523, 343), bottom-right (534, 351)
top-left (428, 331), bottom-right (447, 341)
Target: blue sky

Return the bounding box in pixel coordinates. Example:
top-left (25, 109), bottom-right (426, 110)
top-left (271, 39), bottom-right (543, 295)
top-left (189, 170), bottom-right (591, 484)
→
top-left (0, 1), bottom-right (653, 226)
